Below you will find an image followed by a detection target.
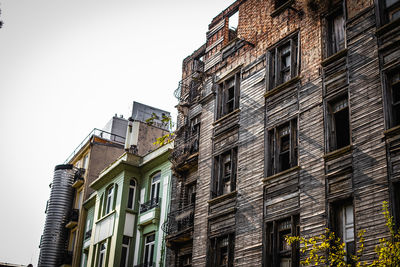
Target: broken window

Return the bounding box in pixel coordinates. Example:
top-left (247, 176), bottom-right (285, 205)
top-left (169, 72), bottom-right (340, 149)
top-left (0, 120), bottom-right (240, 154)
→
top-left (190, 116), bottom-right (201, 153)
top-left (212, 148), bottom-right (237, 198)
top-left (267, 119), bottom-right (298, 176)
top-left (208, 234), bottom-right (235, 267)
top-left (330, 201), bottom-right (355, 263)
top-left (265, 215), bottom-right (299, 267)
top-left (326, 6), bottom-right (345, 57)
top-left (386, 68), bottom-right (400, 129)
top-left (267, 34), bottom-right (299, 90)
top-left (327, 95), bottom-right (350, 151)
top-left (228, 11), bottom-right (239, 41)
top-left (217, 72), bottom-right (240, 118)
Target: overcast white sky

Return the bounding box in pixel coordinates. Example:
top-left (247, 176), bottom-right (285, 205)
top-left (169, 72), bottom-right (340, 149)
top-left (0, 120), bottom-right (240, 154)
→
top-left (0, 0), bottom-right (235, 265)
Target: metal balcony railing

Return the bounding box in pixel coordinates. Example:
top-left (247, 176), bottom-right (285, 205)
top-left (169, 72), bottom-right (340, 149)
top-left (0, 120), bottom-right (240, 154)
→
top-left (163, 204), bottom-right (194, 236)
top-left (64, 128), bottom-right (126, 164)
top-left (171, 134), bottom-right (199, 166)
top-left (140, 198), bottom-right (161, 213)
top-left (134, 262), bottom-right (155, 267)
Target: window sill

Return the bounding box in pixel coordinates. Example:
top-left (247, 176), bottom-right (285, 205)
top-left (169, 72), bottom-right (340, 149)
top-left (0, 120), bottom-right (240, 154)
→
top-left (271, 0), bottom-right (295, 17)
top-left (384, 125), bottom-right (400, 138)
top-left (323, 144), bottom-right (353, 161)
top-left (208, 207), bottom-right (237, 220)
top-left (208, 190), bottom-right (237, 205)
top-left (376, 17), bottom-right (400, 37)
top-left (321, 49), bottom-right (348, 67)
top-left (96, 210), bottom-right (116, 224)
top-left (264, 76), bottom-right (301, 98)
top-left (213, 108), bottom-right (241, 126)
top-left (263, 165), bottom-right (300, 182)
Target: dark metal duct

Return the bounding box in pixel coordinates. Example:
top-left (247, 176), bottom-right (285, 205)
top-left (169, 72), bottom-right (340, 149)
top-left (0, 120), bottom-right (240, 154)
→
top-left (38, 164), bottom-right (75, 267)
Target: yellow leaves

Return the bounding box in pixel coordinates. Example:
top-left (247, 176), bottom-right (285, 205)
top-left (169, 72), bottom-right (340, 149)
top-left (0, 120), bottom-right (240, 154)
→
top-left (286, 202), bottom-right (400, 266)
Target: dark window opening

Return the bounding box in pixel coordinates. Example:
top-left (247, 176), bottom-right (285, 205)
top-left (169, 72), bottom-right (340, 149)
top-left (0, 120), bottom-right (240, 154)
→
top-left (387, 69), bottom-right (400, 128)
top-left (265, 215), bottom-right (299, 267)
top-left (393, 182), bottom-right (400, 230)
top-left (190, 116), bottom-right (200, 153)
top-left (217, 73), bottom-right (240, 118)
top-left (120, 236), bottom-right (130, 267)
top-left (327, 96), bottom-right (350, 152)
top-left (267, 119), bottom-right (298, 176)
top-left (208, 234), bottom-right (235, 267)
top-left (179, 254), bottom-right (192, 267)
top-left (212, 148), bottom-right (237, 198)
top-left (267, 35), bottom-right (299, 90)
top-left (327, 8), bottom-right (345, 56)
top-left (185, 183), bottom-right (196, 207)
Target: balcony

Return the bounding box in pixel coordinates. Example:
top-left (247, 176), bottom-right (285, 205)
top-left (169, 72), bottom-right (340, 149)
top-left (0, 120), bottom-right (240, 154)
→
top-left (171, 134), bottom-right (199, 171)
top-left (65, 209), bottom-right (79, 229)
top-left (163, 205), bottom-right (194, 243)
top-left (140, 198), bottom-right (161, 213)
top-left (138, 198), bottom-right (161, 226)
top-left (134, 262), bottom-right (155, 267)
top-left (72, 168), bottom-right (85, 188)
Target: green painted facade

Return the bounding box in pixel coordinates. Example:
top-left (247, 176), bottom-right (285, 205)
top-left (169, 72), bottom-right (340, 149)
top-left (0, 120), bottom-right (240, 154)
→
top-left (79, 143), bottom-right (173, 267)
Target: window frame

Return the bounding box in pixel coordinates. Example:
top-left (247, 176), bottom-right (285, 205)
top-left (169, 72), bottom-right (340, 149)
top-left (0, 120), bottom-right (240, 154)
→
top-left (143, 233), bottom-right (155, 267)
top-left (267, 119), bottom-right (298, 177)
top-left (212, 147), bottom-right (238, 198)
top-left (97, 241), bottom-right (107, 267)
top-left (384, 66), bottom-right (400, 129)
top-left (120, 235), bottom-right (130, 267)
top-left (150, 172), bottom-right (161, 205)
top-left (265, 215), bottom-right (299, 267)
top-left (325, 3), bottom-right (346, 57)
top-left (266, 32), bottom-right (299, 91)
top-left (325, 94), bottom-right (351, 152)
top-left (127, 179), bottom-right (137, 210)
top-left (216, 72), bottom-right (240, 119)
top-left (379, 0), bottom-right (400, 25)
top-left (105, 185), bottom-right (114, 215)
top-left (208, 233), bottom-right (235, 267)
top-left (329, 200), bottom-right (355, 262)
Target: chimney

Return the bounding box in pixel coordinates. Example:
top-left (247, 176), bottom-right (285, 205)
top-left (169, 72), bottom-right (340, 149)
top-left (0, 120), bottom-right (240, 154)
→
top-left (124, 117), bottom-right (140, 151)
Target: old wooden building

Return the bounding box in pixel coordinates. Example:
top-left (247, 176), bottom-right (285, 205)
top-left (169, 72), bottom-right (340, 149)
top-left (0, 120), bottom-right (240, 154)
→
top-left (164, 0), bottom-right (400, 266)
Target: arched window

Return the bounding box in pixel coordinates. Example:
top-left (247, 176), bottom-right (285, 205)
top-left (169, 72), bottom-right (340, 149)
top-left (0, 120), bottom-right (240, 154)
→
top-left (105, 185), bottom-right (114, 214)
top-left (127, 179), bottom-right (136, 210)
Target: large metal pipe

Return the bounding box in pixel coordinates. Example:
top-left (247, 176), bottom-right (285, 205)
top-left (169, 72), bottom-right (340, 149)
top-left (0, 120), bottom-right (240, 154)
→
top-left (38, 164), bottom-right (75, 267)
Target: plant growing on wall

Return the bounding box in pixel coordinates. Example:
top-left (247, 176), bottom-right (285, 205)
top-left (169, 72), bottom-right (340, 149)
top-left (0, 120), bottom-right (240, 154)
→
top-left (286, 202), bottom-right (400, 266)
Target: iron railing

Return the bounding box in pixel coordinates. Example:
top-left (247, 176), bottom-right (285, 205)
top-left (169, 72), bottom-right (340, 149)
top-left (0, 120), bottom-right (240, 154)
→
top-left (73, 168), bottom-right (85, 183)
top-left (140, 198), bottom-right (161, 213)
top-left (163, 205), bottom-right (194, 236)
top-left (171, 134), bottom-right (199, 166)
top-left (64, 128), bottom-right (125, 164)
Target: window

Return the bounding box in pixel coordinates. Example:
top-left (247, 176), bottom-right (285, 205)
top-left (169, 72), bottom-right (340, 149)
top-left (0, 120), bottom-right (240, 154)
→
top-left (120, 235), bottom-right (130, 267)
top-left (326, 95), bottom-right (350, 152)
top-left (179, 254), bottom-right (192, 267)
top-left (105, 186), bottom-right (114, 214)
top-left (382, 0), bottom-right (400, 23)
top-left (267, 119), bottom-right (298, 176)
top-left (265, 216), bottom-right (299, 267)
top-left (392, 182), bottom-right (400, 230)
top-left (98, 242), bottom-right (107, 267)
top-left (330, 202), bottom-right (355, 261)
top-left (217, 73), bottom-right (240, 118)
top-left (127, 179), bottom-right (136, 210)
top-left (212, 148), bottom-right (237, 198)
top-left (208, 234), bottom-right (235, 267)
top-left (143, 234), bottom-right (155, 267)
top-left (190, 116), bottom-right (200, 153)
top-left (326, 6), bottom-right (345, 57)
top-left (83, 154), bottom-right (89, 170)
top-left (68, 229), bottom-right (77, 253)
top-left (185, 183), bottom-right (196, 206)
top-left (150, 173), bottom-right (161, 206)
top-left (75, 189), bottom-right (83, 210)
top-left (267, 34), bottom-right (299, 90)
top-left (386, 68), bottom-right (400, 128)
